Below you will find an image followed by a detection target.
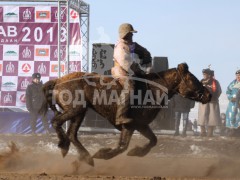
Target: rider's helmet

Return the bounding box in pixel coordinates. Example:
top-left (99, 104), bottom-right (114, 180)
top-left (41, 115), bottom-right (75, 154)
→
top-left (119, 23), bottom-right (137, 39)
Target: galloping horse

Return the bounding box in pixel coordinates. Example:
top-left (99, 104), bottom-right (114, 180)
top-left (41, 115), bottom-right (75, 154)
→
top-left (40, 63), bottom-right (211, 166)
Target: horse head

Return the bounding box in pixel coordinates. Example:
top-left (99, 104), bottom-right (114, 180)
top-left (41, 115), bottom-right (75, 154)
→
top-left (176, 63), bottom-right (211, 104)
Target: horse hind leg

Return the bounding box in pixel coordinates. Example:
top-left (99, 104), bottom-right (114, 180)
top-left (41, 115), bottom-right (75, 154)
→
top-left (127, 125), bottom-right (157, 157)
top-left (67, 112), bottom-right (94, 167)
top-left (93, 125), bottom-right (134, 160)
top-left (51, 111), bottom-right (76, 157)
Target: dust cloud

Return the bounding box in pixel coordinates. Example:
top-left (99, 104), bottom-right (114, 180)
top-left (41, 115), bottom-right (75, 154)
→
top-left (0, 135), bottom-right (240, 179)
top-left (0, 142), bottom-right (87, 175)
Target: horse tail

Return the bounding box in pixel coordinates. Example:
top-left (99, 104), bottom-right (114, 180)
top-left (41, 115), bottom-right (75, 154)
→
top-left (39, 79), bottom-right (58, 116)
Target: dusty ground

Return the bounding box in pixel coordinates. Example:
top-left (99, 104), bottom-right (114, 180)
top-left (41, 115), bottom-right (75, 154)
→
top-left (0, 132), bottom-right (240, 180)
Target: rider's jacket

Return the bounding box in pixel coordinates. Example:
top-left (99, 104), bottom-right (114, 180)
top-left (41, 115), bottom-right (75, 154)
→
top-left (111, 39), bottom-right (152, 78)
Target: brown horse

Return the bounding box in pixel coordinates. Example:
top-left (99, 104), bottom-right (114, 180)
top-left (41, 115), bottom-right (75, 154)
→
top-left (40, 63), bottom-right (211, 166)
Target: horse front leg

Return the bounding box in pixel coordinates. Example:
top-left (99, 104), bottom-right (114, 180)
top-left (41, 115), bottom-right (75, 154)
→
top-left (93, 125), bottom-right (134, 160)
top-left (127, 125), bottom-right (157, 157)
top-left (67, 114), bottom-right (94, 167)
top-left (51, 112), bottom-right (75, 157)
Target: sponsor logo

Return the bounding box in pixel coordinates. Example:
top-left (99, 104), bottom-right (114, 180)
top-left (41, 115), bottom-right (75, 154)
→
top-left (4, 12), bottom-right (18, 18)
top-left (51, 64), bottom-right (64, 72)
top-left (53, 49), bottom-right (64, 59)
top-left (22, 63), bottom-right (31, 73)
top-left (54, 49), bottom-right (58, 58)
top-left (20, 94), bottom-right (26, 103)
top-left (36, 11), bottom-right (50, 19)
top-left (20, 79), bottom-right (30, 90)
top-left (69, 62), bottom-right (78, 72)
top-left (2, 82), bottom-right (16, 88)
top-left (6, 62), bottom-right (15, 73)
top-left (54, 10), bottom-right (65, 20)
top-left (1, 79), bottom-right (17, 91)
top-left (23, 8), bottom-right (32, 20)
top-left (36, 48), bottom-right (49, 56)
top-left (70, 10), bottom-right (78, 19)
top-left (3, 93), bottom-right (13, 104)
top-left (22, 47), bottom-right (32, 58)
top-left (70, 50), bottom-right (80, 56)
top-left (4, 50), bottom-right (18, 56)
top-left (37, 63), bottom-right (47, 74)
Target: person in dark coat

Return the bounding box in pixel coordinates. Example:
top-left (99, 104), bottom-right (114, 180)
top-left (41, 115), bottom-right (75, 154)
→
top-left (220, 113), bottom-right (226, 136)
top-left (172, 94), bottom-right (195, 137)
top-left (26, 73), bottom-right (50, 134)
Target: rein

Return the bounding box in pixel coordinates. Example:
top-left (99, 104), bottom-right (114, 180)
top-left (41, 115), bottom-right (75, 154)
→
top-left (152, 68), bottom-right (204, 101)
top-left (176, 69), bottom-right (204, 100)
top-left (153, 68), bottom-right (182, 95)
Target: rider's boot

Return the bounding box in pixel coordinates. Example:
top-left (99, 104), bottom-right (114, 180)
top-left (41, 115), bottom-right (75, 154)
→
top-left (115, 90), bottom-right (133, 125)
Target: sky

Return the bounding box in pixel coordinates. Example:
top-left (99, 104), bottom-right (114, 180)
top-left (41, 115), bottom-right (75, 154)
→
top-left (85, 0), bottom-right (240, 91)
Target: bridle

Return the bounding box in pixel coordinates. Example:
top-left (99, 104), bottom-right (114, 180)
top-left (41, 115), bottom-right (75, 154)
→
top-left (175, 68), bottom-right (205, 101)
top-left (153, 68), bottom-right (205, 101)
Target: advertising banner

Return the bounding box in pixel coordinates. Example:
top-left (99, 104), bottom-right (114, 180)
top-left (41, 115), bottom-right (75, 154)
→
top-left (0, 5), bottom-right (82, 108)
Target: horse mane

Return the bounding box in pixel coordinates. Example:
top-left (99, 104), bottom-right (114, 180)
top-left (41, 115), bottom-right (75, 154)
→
top-left (143, 68), bottom-right (177, 81)
top-left (143, 63), bottom-right (189, 82)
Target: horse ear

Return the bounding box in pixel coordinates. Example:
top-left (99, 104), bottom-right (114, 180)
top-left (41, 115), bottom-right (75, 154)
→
top-left (177, 63), bottom-right (189, 74)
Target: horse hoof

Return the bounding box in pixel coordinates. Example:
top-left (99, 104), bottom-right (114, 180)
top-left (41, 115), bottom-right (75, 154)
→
top-left (61, 148), bottom-right (69, 157)
top-left (87, 158), bottom-right (94, 167)
top-left (79, 155), bottom-right (94, 166)
top-left (92, 148), bottom-right (112, 159)
top-left (127, 146), bottom-right (149, 157)
top-left (58, 140), bottom-right (70, 157)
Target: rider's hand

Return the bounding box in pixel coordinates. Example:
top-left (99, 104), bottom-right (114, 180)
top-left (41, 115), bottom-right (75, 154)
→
top-left (130, 63), bottom-right (145, 77)
top-left (130, 62), bottom-right (140, 72)
top-left (141, 55), bottom-right (152, 65)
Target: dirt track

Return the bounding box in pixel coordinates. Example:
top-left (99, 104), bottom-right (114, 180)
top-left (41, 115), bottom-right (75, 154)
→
top-left (0, 133), bottom-right (240, 179)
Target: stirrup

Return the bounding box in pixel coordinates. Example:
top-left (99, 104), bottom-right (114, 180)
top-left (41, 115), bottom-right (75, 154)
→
top-left (115, 118), bottom-right (133, 125)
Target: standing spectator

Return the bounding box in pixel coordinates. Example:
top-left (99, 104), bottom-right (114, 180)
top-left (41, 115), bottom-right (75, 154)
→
top-left (225, 70), bottom-right (240, 136)
top-left (220, 113), bottom-right (227, 136)
top-left (232, 82), bottom-right (240, 122)
top-left (198, 68), bottom-right (222, 137)
top-left (172, 94), bottom-right (195, 137)
top-left (193, 119), bottom-right (198, 135)
top-left (26, 73), bottom-right (50, 134)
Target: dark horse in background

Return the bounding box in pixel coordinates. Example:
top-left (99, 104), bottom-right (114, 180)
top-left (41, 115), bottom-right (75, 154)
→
top-left (40, 63), bottom-right (211, 166)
